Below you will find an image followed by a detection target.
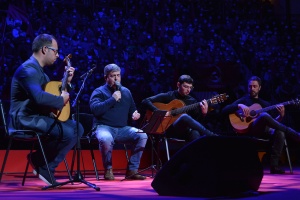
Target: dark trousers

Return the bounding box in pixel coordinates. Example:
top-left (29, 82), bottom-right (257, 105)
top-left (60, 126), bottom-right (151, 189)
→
top-left (17, 116), bottom-right (84, 172)
top-left (248, 112), bottom-right (299, 167)
top-left (166, 114), bottom-right (217, 142)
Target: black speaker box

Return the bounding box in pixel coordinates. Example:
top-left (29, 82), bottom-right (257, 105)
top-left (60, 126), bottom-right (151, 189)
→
top-left (151, 136), bottom-right (264, 197)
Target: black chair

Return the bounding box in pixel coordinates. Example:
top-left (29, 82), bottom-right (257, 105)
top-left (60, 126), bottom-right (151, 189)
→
top-left (71, 113), bottom-right (100, 180)
top-left (138, 111), bottom-right (186, 170)
top-left (71, 113), bottom-right (130, 180)
top-left (224, 113), bottom-right (293, 174)
top-left (254, 137), bottom-right (293, 174)
top-left (229, 122), bottom-right (293, 174)
top-left (164, 137), bottom-right (186, 161)
top-left (0, 100), bottom-right (72, 186)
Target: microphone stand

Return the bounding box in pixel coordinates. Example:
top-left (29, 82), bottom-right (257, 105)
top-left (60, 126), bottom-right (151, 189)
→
top-left (43, 69), bottom-right (100, 191)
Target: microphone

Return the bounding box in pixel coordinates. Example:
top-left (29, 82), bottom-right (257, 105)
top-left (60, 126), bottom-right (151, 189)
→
top-left (115, 81), bottom-right (121, 102)
top-left (115, 81), bottom-right (121, 91)
top-left (80, 65), bottom-right (97, 79)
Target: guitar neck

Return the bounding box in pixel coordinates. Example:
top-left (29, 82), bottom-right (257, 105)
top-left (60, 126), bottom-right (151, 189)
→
top-left (170, 98), bottom-right (214, 116)
top-left (257, 100), bottom-right (294, 114)
top-left (61, 72), bottom-right (68, 91)
top-left (61, 54), bottom-right (72, 91)
top-left (170, 102), bottom-right (199, 116)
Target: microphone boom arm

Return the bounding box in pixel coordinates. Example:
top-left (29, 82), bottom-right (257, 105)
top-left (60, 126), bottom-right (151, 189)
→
top-left (80, 66), bottom-right (97, 79)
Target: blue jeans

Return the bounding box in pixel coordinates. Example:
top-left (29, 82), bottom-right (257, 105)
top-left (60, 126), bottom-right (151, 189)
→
top-left (94, 125), bottom-right (148, 171)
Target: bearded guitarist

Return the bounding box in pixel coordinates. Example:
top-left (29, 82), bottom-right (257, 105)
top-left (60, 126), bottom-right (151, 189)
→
top-left (222, 76), bottom-right (300, 174)
top-left (141, 75), bottom-right (221, 143)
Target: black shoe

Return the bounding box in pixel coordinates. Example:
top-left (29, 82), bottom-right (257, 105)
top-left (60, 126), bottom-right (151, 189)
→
top-left (27, 153), bottom-right (58, 185)
top-left (125, 170), bottom-right (146, 180)
top-left (33, 167), bottom-right (59, 185)
top-left (270, 166), bottom-right (285, 174)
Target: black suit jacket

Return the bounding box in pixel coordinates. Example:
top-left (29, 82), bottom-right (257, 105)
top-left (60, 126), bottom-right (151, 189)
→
top-left (9, 56), bottom-right (65, 132)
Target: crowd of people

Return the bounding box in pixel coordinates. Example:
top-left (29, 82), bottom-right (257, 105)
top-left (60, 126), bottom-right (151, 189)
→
top-left (1, 0), bottom-right (300, 186)
top-left (1, 0), bottom-right (299, 106)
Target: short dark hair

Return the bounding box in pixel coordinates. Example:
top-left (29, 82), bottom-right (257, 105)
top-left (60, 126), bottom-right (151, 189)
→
top-left (248, 76), bottom-right (261, 86)
top-left (104, 63), bottom-right (121, 77)
top-left (32, 34), bottom-right (56, 53)
top-left (178, 75), bottom-right (193, 84)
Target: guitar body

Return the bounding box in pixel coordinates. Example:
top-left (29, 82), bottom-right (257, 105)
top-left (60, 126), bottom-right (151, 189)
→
top-left (229, 103), bottom-right (263, 134)
top-left (44, 81), bottom-right (70, 122)
top-left (43, 54), bottom-right (72, 122)
top-left (145, 99), bottom-right (186, 134)
top-left (144, 93), bottom-right (229, 134)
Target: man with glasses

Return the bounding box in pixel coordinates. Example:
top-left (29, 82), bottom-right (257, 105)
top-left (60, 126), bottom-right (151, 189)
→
top-left (9, 33), bottom-right (84, 185)
top-left (46, 46), bottom-right (59, 55)
top-left (142, 75), bottom-right (218, 143)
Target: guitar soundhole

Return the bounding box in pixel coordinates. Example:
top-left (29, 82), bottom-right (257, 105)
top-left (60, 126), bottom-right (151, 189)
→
top-left (250, 110), bottom-right (257, 117)
top-left (171, 108), bottom-right (177, 116)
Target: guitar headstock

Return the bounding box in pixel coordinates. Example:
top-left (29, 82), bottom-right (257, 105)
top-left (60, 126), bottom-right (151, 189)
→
top-left (63, 54), bottom-right (72, 68)
top-left (210, 93), bottom-right (229, 105)
top-left (61, 54), bottom-right (72, 89)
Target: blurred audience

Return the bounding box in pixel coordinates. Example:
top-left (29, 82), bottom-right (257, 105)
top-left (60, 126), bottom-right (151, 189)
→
top-left (1, 0), bottom-right (299, 131)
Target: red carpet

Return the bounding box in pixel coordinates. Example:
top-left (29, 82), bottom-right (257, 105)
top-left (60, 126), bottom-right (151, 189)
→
top-left (1, 167), bottom-right (300, 200)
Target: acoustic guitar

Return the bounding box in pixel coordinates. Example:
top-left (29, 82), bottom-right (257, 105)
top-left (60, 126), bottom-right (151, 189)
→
top-left (145, 93), bottom-right (228, 134)
top-left (229, 98), bottom-right (300, 134)
top-left (44, 54), bottom-right (72, 122)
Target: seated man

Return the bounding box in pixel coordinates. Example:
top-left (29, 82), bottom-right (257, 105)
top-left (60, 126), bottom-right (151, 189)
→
top-left (89, 63), bottom-right (148, 180)
top-left (221, 76), bottom-right (300, 174)
top-left (141, 74), bottom-right (219, 143)
top-left (9, 33), bottom-right (84, 185)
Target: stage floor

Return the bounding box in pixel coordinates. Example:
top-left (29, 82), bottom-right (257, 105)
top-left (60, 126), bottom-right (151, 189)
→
top-left (1, 166), bottom-right (300, 200)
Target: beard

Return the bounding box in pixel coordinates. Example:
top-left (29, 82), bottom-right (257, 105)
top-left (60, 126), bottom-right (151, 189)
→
top-left (250, 91), bottom-right (258, 98)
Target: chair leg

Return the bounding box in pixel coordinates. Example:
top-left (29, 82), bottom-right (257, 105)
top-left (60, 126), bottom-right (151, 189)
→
top-left (71, 143), bottom-right (99, 180)
top-left (23, 143), bottom-right (35, 186)
top-left (164, 137), bottom-right (170, 161)
top-left (284, 139), bottom-right (293, 174)
top-left (89, 147), bottom-right (99, 180)
top-left (63, 158), bottom-right (73, 181)
top-left (0, 137), bottom-right (12, 182)
top-left (36, 134), bottom-right (54, 184)
top-left (121, 135), bottom-right (160, 181)
top-left (123, 144), bottom-right (130, 163)
top-left (25, 145), bottom-right (73, 186)
top-left (70, 147), bottom-right (76, 176)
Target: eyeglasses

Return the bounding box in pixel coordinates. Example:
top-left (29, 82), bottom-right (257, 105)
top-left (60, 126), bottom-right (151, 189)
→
top-left (181, 84), bottom-right (194, 90)
top-left (46, 46), bottom-right (59, 55)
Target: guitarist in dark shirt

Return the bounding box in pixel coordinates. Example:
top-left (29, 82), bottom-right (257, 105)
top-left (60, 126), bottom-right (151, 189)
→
top-left (222, 76), bottom-right (300, 174)
top-left (141, 75), bottom-right (219, 142)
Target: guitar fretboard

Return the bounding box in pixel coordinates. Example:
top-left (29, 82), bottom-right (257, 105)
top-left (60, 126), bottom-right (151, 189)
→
top-left (165, 93), bottom-right (228, 116)
top-left (170, 102), bottom-right (201, 116)
top-left (256, 100), bottom-right (295, 115)
top-left (169, 97), bottom-right (217, 116)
